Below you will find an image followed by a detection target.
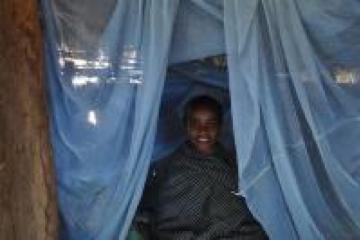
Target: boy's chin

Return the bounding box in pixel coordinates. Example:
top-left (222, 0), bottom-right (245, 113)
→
top-left (194, 144), bottom-right (215, 155)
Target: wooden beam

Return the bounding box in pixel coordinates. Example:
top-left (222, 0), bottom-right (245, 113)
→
top-left (0, 0), bottom-right (58, 239)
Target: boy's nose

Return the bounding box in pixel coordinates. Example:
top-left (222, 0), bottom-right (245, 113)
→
top-left (198, 124), bottom-right (209, 133)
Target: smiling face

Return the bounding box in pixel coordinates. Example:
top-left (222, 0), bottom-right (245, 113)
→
top-left (186, 105), bottom-right (221, 155)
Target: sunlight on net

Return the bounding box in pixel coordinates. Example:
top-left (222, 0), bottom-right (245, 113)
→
top-left (87, 110), bottom-right (98, 126)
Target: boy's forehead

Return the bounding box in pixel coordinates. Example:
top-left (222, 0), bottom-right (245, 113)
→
top-left (188, 106), bottom-right (219, 119)
top-left (190, 104), bottom-right (215, 113)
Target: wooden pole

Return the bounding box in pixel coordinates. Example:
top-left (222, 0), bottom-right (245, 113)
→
top-left (0, 0), bottom-right (58, 239)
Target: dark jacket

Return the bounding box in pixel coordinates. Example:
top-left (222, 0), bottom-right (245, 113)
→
top-left (141, 142), bottom-right (268, 240)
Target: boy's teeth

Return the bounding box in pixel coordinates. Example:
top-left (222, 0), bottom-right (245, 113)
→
top-left (198, 138), bottom-right (209, 142)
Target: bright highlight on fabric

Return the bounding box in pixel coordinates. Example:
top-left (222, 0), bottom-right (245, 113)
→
top-left (335, 68), bottom-right (359, 85)
top-left (87, 110), bottom-right (97, 126)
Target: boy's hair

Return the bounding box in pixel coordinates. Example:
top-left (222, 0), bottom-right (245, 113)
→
top-left (183, 95), bottom-right (223, 126)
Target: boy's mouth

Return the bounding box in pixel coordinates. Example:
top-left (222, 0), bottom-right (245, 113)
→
top-left (197, 137), bottom-right (211, 143)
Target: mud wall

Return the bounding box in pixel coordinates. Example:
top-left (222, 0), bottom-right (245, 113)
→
top-left (0, 0), bottom-right (58, 239)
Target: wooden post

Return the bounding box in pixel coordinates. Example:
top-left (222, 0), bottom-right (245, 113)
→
top-left (0, 0), bottom-right (58, 239)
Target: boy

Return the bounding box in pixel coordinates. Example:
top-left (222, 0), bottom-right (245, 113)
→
top-left (143, 95), bottom-right (267, 239)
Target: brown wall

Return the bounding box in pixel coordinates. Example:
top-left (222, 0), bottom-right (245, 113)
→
top-left (0, 0), bottom-right (58, 239)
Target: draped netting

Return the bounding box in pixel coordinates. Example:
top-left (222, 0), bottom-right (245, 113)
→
top-left (225, 1), bottom-right (360, 239)
top-left (41, 0), bottom-right (360, 239)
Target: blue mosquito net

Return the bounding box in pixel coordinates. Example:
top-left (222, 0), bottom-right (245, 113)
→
top-left (41, 0), bottom-right (360, 239)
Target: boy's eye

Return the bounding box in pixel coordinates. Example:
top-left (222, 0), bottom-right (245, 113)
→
top-left (205, 120), bottom-right (218, 127)
top-left (188, 119), bottom-right (197, 126)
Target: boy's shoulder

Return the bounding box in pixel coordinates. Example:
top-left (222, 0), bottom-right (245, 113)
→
top-left (151, 145), bottom-right (184, 173)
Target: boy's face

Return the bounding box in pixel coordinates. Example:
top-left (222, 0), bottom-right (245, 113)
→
top-left (186, 105), bottom-right (221, 155)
